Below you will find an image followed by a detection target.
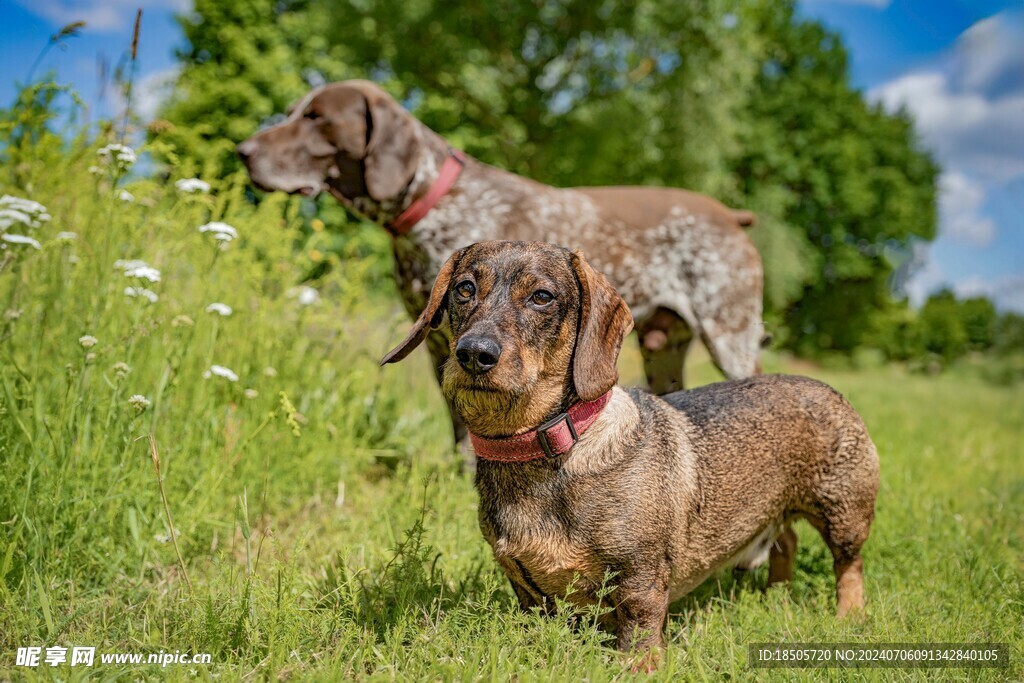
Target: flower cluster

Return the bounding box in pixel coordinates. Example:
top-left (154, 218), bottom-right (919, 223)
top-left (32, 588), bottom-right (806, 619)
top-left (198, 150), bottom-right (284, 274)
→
top-left (1, 234), bottom-right (42, 250)
top-left (175, 178), bottom-right (211, 194)
top-left (290, 285), bottom-right (320, 306)
top-left (125, 266), bottom-right (161, 282)
top-left (1, 195), bottom-right (51, 251)
top-left (204, 365), bottom-right (239, 382)
top-left (115, 259), bottom-right (160, 301)
top-left (115, 259), bottom-right (161, 283)
top-left (125, 286), bottom-right (159, 303)
top-left (198, 222), bottom-right (238, 243)
top-left (128, 394), bottom-right (151, 413)
top-left (96, 144), bottom-right (137, 172)
top-left (205, 302), bottom-right (233, 317)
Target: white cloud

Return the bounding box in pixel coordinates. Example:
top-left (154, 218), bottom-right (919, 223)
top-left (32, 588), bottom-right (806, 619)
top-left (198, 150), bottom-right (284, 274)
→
top-left (903, 253), bottom-right (1024, 314)
top-left (937, 172), bottom-right (997, 247)
top-left (954, 274), bottom-right (1024, 313)
top-left (13, 0), bottom-right (191, 33)
top-left (949, 14), bottom-right (1024, 99)
top-left (869, 11), bottom-right (1024, 183)
top-left (873, 10), bottom-right (1024, 306)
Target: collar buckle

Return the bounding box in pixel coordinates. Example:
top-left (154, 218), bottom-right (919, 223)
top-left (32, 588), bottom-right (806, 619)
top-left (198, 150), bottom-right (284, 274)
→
top-left (536, 411), bottom-right (578, 458)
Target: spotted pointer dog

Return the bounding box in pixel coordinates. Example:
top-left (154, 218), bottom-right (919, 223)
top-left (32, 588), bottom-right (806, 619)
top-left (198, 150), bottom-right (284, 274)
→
top-left (381, 240), bottom-right (879, 666)
top-left (238, 80), bottom-right (764, 445)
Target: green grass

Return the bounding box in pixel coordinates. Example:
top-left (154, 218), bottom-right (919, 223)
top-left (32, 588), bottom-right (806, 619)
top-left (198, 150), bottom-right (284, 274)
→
top-left (1, 136), bottom-right (1021, 682)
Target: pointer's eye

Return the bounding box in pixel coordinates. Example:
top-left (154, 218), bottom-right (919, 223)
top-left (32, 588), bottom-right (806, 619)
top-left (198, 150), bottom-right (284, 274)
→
top-left (530, 290), bottom-right (554, 306)
top-left (454, 281), bottom-right (476, 301)
top-left (304, 109), bottom-right (321, 121)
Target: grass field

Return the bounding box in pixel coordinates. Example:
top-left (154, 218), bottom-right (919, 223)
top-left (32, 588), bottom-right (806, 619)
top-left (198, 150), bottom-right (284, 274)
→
top-left (1, 140), bottom-right (1022, 681)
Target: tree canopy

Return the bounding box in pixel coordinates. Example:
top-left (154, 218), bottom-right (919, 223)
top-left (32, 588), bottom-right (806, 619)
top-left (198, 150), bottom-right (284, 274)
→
top-left (159, 0), bottom-right (940, 356)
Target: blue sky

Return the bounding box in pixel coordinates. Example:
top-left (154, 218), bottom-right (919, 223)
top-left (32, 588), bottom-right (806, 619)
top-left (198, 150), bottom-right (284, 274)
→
top-left (1, 0), bottom-right (1021, 312)
top-left (798, 0), bottom-right (1023, 312)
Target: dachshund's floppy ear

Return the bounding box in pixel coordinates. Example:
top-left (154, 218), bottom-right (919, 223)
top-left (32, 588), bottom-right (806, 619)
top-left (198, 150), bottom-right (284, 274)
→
top-left (381, 248), bottom-right (465, 365)
top-left (364, 92), bottom-right (422, 201)
top-left (570, 251), bottom-right (634, 401)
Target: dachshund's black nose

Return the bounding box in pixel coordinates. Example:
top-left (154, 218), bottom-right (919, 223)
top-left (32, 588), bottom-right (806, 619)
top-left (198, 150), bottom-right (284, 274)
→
top-left (455, 335), bottom-right (502, 375)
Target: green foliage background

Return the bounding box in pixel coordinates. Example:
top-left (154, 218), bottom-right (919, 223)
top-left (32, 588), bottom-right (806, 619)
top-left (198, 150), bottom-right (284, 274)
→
top-left (157, 0), bottom-right (946, 356)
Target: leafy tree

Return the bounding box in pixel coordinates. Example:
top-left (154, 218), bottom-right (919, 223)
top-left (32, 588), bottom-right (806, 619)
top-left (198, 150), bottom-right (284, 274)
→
top-left (162, 0), bottom-right (763, 198)
top-left (734, 3), bottom-right (938, 353)
top-left (916, 290), bottom-right (967, 360)
top-left (994, 312), bottom-right (1024, 355)
top-left (958, 297), bottom-right (997, 350)
top-left (861, 300), bottom-right (920, 361)
top-left (157, 0), bottom-right (338, 177)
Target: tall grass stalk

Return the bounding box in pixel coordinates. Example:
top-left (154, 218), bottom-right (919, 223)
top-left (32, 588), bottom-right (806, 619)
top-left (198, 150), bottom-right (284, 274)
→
top-left (148, 434), bottom-right (193, 597)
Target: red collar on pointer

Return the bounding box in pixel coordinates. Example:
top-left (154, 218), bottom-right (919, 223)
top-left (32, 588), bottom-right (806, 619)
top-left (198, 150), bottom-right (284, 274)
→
top-left (470, 391), bottom-right (612, 463)
top-left (388, 148), bottom-right (466, 235)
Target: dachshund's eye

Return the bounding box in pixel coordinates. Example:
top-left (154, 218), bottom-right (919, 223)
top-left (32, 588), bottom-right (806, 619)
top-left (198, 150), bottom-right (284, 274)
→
top-left (304, 109), bottom-right (321, 121)
top-left (454, 281), bottom-right (476, 301)
top-left (530, 290), bottom-right (554, 306)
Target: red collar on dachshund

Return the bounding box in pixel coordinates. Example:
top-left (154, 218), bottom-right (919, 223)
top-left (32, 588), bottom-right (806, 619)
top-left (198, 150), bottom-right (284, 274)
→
top-left (470, 391), bottom-right (612, 462)
top-left (388, 148), bottom-right (466, 235)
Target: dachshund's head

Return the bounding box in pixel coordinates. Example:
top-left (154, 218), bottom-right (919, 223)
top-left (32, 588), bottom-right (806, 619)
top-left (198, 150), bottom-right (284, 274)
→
top-left (382, 241), bottom-right (633, 437)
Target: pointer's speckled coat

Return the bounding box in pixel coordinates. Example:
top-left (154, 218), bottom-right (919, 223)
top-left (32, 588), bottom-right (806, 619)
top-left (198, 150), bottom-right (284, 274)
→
top-left (383, 241), bottom-right (879, 661)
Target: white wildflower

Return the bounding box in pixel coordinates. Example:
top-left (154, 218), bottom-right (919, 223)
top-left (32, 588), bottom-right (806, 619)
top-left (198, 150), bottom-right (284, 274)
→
top-left (204, 364), bottom-right (239, 382)
top-left (1, 195), bottom-right (48, 216)
top-left (112, 361), bottom-right (131, 378)
top-left (85, 352), bottom-right (96, 363)
top-left (243, 388), bottom-right (259, 399)
top-left (205, 302), bottom-right (233, 316)
top-left (79, 335), bottom-right (98, 348)
top-left (124, 286), bottom-right (159, 303)
top-left (297, 286), bottom-right (320, 306)
top-left (0, 196), bottom-right (50, 230)
top-left (128, 394), bottom-right (151, 413)
top-left (175, 178), bottom-right (211, 193)
top-left (96, 143), bottom-right (137, 169)
top-left (114, 258), bottom-right (150, 271)
top-left (55, 231), bottom-right (77, 242)
top-left (171, 314), bottom-right (194, 328)
top-left (124, 266), bottom-right (161, 283)
top-left (198, 222), bottom-right (237, 242)
top-left (0, 209), bottom-right (33, 230)
top-left (87, 165), bottom-right (103, 176)
top-left (263, 366), bottom-right (278, 378)
top-left (4, 309), bottom-right (22, 321)
top-left (118, 190), bottom-right (135, 202)
top-left (1, 234), bottom-right (42, 249)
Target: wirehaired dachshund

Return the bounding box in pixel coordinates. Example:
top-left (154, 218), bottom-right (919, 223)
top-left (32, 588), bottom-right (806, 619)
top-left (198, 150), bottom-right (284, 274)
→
top-left (382, 240), bottom-right (879, 665)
